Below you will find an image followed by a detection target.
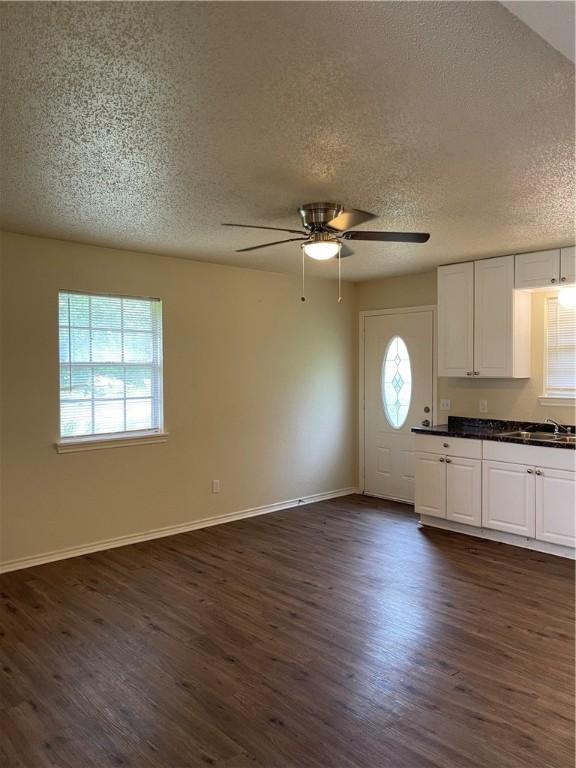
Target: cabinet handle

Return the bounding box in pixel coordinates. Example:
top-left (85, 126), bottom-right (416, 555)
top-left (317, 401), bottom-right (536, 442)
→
top-left (526, 468), bottom-right (533, 474)
top-left (439, 457), bottom-right (445, 463)
top-left (551, 278), bottom-right (557, 284)
top-left (442, 442), bottom-right (449, 448)
top-left (535, 469), bottom-right (542, 476)
top-left (474, 371), bottom-right (480, 376)
top-left (561, 276), bottom-right (567, 282)
top-left (445, 458), bottom-right (452, 463)
top-left (466, 371), bottom-right (472, 376)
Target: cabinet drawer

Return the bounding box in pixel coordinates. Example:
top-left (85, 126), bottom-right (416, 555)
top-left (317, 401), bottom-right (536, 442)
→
top-left (483, 440), bottom-right (576, 472)
top-left (415, 434), bottom-right (481, 459)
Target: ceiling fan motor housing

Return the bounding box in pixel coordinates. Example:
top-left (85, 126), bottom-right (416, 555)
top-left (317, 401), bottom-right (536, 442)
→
top-left (298, 202), bottom-right (342, 231)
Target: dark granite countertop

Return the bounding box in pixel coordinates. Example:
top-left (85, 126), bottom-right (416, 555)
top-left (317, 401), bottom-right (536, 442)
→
top-left (412, 417), bottom-right (576, 450)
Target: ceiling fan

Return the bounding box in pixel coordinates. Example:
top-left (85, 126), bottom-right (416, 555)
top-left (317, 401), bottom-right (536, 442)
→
top-left (223, 202), bottom-right (430, 260)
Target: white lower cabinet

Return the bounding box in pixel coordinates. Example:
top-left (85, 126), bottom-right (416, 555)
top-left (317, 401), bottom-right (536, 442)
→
top-left (415, 452), bottom-right (446, 518)
top-left (535, 468), bottom-right (576, 547)
top-left (446, 457), bottom-right (482, 527)
top-left (482, 460), bottom-right (535, 537)
top-left (415, 434), bottom-right (575, 555)
top-left (415, 451), bottom-right (481, 526)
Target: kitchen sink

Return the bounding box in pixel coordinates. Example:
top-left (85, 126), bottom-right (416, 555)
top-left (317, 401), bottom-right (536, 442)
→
top-left (499, 430), bottom-right (576, 444)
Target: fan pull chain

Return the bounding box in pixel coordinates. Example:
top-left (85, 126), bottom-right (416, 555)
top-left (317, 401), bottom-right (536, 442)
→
top-left (338, 244), bottom-right (343, 303)
top-left (301, 247), bottom-right (306, 302)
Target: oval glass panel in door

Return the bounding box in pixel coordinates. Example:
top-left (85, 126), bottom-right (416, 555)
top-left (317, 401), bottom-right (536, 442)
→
top-left (381, 336), bottom-right (412, 429)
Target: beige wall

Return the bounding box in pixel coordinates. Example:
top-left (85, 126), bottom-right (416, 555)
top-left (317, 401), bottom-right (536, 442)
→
top-left (355, 271), bottom-right (437, 311)
top-left (356, 271), bottom-right (575, 426)
top-left (0, 232), bottom-right (357, 565)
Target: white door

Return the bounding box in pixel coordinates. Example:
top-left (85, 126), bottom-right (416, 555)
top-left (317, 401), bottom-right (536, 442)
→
top-left (415, 452), bottom-right (446, 518)
top-left (482, 460), bottom-right (535, 537)
top-left (437, 262), bottom-right (474, 377)
top-left (560, 246), bottom-right (575, 285)
top-left (474, 256), bottom-right (515, 377)
top-left (363, 309), bottom-right (434, 502)
top-left (514, 249), bottom-right (560, 290)
top-left (535, 468), bottom-right (576, 547)
top-left (446, 457), bottom-right (482, 527)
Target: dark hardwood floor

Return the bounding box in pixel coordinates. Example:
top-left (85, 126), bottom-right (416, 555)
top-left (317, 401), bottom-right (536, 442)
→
top-left (0, 495), bottom-right (573, 768)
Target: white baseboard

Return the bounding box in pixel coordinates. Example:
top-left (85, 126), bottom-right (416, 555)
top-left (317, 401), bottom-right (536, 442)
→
top-left (420, 515), bottom-right (576, 560)
top-left (0, 487), bottom-right (358, 575)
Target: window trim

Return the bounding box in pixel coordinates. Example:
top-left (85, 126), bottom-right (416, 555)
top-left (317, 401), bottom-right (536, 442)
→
top-left (57, 289), bottom-right (165, 444)
top-left (541, 292), bottom-right (576, 403)
top-left (55, 430), bottom-right (169, 454)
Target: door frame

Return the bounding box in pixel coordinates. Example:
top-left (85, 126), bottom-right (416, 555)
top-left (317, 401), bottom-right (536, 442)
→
top-left (358, 305), bottom-right (437, 495)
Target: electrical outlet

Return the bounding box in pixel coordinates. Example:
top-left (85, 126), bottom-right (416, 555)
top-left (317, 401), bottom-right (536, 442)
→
top-left (440, 399), bottom-right (451, 411)
top-left (211, 479), bottom-right (221, 494)
top-left (479, 400), bottom-right (488, 414)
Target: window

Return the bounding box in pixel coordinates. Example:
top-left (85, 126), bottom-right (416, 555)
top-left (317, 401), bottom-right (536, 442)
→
top-left (543, 295), bottom-right (576, 400)
top-left (59, 291), bottom-right (163, 442)
top-left (381, 335), bottom-right (412, 429)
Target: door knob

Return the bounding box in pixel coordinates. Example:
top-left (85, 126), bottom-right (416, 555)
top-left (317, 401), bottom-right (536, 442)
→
top-left (421, 419), bottom-right (431, 427)
top-left (561, 276), bottom-right (567, 282)
top-left (551, 278), bottom-right (557, 284)
top-left (445, 458), bottom-right (452, 463)
top-left (526, 468), bottom-right (533, 474)
top-left (439, 457), bottom-right (445, 463)
top-left (466, 371), bottom-right (472, 376)
top-left (535, 469), bottom-right (542, 476)
top-left (424, 406), bottom-right (430, 413)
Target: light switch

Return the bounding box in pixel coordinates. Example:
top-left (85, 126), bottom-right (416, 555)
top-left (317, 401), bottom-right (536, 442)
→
top-left (440, 399), bottom-right (451, 411)
top-left (479, 400), bottom-right (488, 414)
top-left (212, 479), bottom-right (221, 493)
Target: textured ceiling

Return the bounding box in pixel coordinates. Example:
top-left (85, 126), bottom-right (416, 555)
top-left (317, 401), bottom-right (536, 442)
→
top-left (0, 1), bottom-right (574, 281)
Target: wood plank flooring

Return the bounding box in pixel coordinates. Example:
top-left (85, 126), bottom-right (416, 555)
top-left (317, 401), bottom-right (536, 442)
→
top-left (0, 495), bottom-right (573, 768)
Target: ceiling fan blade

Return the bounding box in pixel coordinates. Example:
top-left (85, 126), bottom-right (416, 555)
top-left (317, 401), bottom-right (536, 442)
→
top-left (342, 230), bottom-right (430, 243)
top-left (223, 223), bottom-right (305, 235)
top-left (235, 237), bottom-right (308, 253)
top-left (336, 243), bottom-right (354, 258)
top-left (326, 208), bottom-right (377, 232)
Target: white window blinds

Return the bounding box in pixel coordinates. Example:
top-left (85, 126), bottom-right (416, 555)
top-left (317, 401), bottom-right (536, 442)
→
top-left (59, 292), bottom-right (163, 439)
top-left (544, 296), bottom-right (576, 398)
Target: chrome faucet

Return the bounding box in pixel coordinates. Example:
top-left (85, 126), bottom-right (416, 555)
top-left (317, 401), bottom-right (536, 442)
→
top-left (544, 418), bottom-right (571, 435)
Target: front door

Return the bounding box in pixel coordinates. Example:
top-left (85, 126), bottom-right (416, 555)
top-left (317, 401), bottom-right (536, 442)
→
top-left (363, 309), bottom-right (434, 502)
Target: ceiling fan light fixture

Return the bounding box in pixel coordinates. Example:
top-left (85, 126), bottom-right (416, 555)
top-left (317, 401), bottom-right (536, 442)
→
top-left (303, 238), bottom-right (340, 261)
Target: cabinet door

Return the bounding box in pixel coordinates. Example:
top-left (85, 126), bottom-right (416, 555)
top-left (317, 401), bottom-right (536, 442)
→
top-left (474, 256), bottom-right (515, 377)
top-left (415, 452), bottom-right (446, 518)
top-left (446, 457), bottom-right (482, 527)
top-left (560, 246), bottom-right (575, 285)
top-left (482, 460), bottom-right (535, 536)
top-left (514, 249), bottom-right (560, 290)
top-left (437, 262), bottom-right (474, 377)
top-left (535, 468), bottom-right (576, 547)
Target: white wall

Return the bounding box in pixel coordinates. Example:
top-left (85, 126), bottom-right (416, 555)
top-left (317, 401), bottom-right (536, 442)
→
top-left (0, 232), bottom-right (357, 566)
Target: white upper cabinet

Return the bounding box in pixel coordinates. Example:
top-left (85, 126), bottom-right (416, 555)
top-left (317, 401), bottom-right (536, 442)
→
top-left (437, 262), bottom-right (474, 377)
top-left (438, 256), bottom-right (531, 378)
top-left (474, 256), bottom-right (531, 378)
top-left (561, 246), bottom-right (575, 285)
top-left (514, 249), bottom-right (560, 290)
top-left (514, 246), bottom-right (575, 289)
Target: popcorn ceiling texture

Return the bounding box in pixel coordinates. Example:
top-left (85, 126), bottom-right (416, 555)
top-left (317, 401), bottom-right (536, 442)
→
top-left (0, 1), bottom-right (574, 280)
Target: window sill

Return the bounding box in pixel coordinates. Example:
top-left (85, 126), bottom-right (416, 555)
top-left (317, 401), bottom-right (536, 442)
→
top-left (538, 396), bottom-right (576, 408)
top-left (55, 431), bottom-right (169, 454)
